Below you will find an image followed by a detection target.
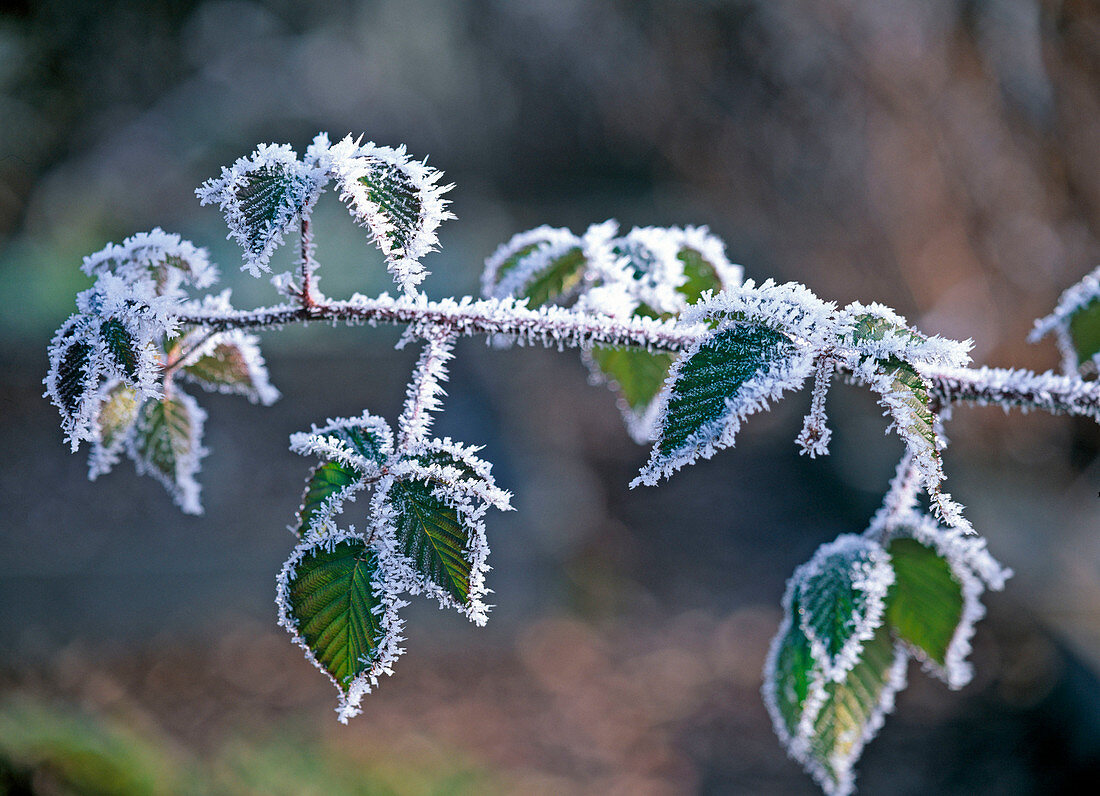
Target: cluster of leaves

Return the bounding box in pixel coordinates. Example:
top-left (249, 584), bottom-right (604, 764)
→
top-left (276, 391), bottom-right (511, 721)
top-left (44, 230), bottom-right (277, 514)
top-left (762, 512), bottom-right (1010, 795)
top-left (47, 134), bottom-right (1100, 794)
top-left (197, 133), bottom-right (453, 293)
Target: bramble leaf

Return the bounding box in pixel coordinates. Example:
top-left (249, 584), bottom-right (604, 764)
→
top-left (99, 318), bottom-right (139, 381)
top-left (181, 335), bottom-right (279, 405)
top-left (1030, 265), bottom-right (1100, 375)
top-left (197, 144), bottom-right (323, 277)
top-left (1069, 298), bottom-right (1100, 370)
top-left (277, 534), bottom-right (405, 723)
top-left (88, 381), bottom-right (140, 479)
top-left (288, 413), bottom-right (393, 474)
top-left (634, 320), bottom-right (809, 485)
top-left (128, 390), bottom-right (206, 515)
top-left (802, 623), bottom-right (907, 796)
top-left (323, 135), bottom-right (454, 294)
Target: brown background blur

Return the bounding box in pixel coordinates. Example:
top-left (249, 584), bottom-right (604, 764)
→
top-left (2, 1), bottom-right (1100, 792)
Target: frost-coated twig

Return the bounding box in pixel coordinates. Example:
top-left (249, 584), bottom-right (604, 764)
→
top-left (173, 293), bottom-right (1100, 420)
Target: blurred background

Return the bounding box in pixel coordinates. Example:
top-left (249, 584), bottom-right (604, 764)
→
top-left (2, 0), bottom-right (1100, 792)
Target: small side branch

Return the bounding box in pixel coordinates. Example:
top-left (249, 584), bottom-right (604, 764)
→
top-left (396, 329), bottom-right (457, 451)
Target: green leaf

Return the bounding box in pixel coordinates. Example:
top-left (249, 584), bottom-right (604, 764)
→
top-left (331, 426), bottom-right (389, 467)
top-left (805, 623), bottom-right (905, 796)
top-left (492, 242), bottom-right (540, 284)
top-left (590, 347), bottom-right (674, 414)
top-left (357, 164), bottom-right (422, 257)
top-left (100, 318), bottom-right (139, 380)
top-left (284, 538), bottom-right (390, 689)
top-left (521, 246), bottom-right (587, 308)
top-left (410, 449), bottom-right (483, 483)
top-left (295, 461), bottom-right (360, 537)
top-left (881, 356), bottom-right (938, 451)
top-left (660, 323), bottom-right (794, 455)
top-left (848, 313), bottom-right (926, 348)
top-left (884, 537), bottom-right (964, 670)
top-left (233, 163), bottom-right (311, 259)
top-left (184, 342), bottom-right (250, 388)
top-left (1069, 297), bottom-right (1100, 367)
top-left (797, 539), bottom-right (887, 678)
top-left (677, 247), bottom-right (723, 304)
top-left (387, 478), bottom-right (473, 604)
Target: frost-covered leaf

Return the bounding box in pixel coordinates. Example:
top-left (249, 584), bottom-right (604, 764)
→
top-left (844, 307), bottom-right (972, 533)
top-left (634, 320), bottom-right (808, 485)
top-left (197, 143), bottom-right (324, 277)
top-left (877, 512), bottom-right (1011, 688)
top-left (384, 477), bottom-right (479, 605)
top-left (371, 442), bottom-right (506, 625)
top-left (795, 535), bottom-right (893, 682)
top-left (482, 225), bottom-right (588, 307)
top-left (764, 543), bottom-right (909, 796)
top-left (81, 228), bottom-right (217, 296)
top-left (1030, 265), bottom-right (1100, 375)
top-left (294, 461), bottom-right (361, 538)
top-left (88, 381), bottom-right (139, 479)
top-left (128, 389), bottom-right (206, 515)
top-left (800, 623), bottom-right (908, 796)
top-left (289, 412), bottom-right (393, 475)
top-left (276, 532), bottom-right (406, 723)
top-left (179, 332), bottom-right (279, 405)
top-left (45, 318), bottom-right (110, 449)
top-left (321, 134), bottom-right (454, 294)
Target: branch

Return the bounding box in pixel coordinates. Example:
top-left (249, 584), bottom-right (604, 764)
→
top-left (173, 293), bottom-right (1100, 420)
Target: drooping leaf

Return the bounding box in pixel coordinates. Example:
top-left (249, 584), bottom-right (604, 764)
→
top-left (278, 534), bottom-right (405, 722)
top-left (386, 478), bottom-right (474, 605)
top-left (875, 513), bottom-right (1010, 688)
top-left (884, 537), bottom-right (963, 671)
top-left (295, 461), bottom-right (360, 537)
top-left (634, 320), bottom-right (809, 485)
top-left (796, 536), bottom-right (893, 681)
top-left (197, 144), bottom-right (322, 277)
top-left (803, 623), bottom-right (907, 796)
top-left (591, 347), bottom-right (675, 414)
top-left (128, 389), bottom-right (206, 515)
top-left (100, 318), bottom-right (139, 380)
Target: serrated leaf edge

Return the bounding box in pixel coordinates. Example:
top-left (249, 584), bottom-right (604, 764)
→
top-left (288, 411), bottom-right (394, 474)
